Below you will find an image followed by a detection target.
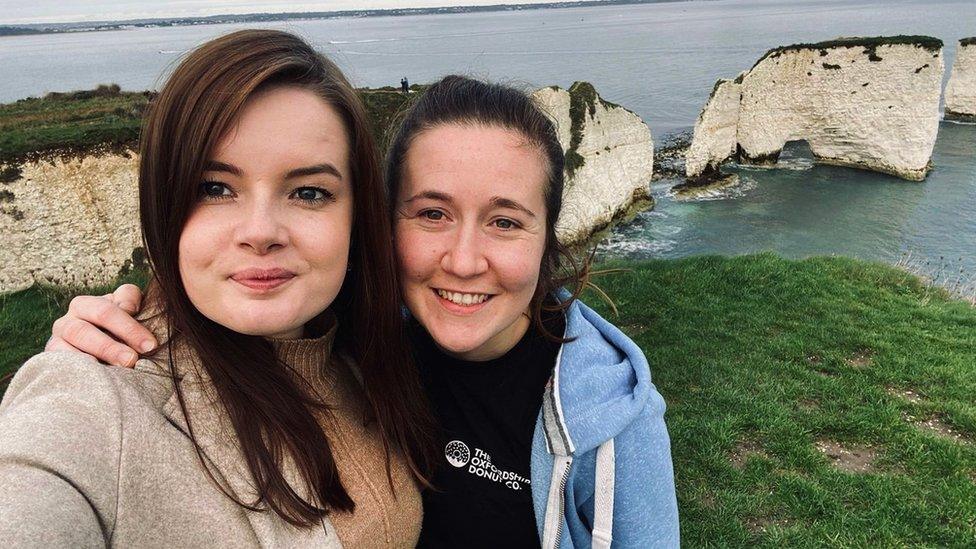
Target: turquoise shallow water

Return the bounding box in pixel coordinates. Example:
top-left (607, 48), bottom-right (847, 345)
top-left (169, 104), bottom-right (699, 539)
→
top-left (1, 0), bottom-right (974, 273)
top-left (601, 121), bottom-right (976, 275)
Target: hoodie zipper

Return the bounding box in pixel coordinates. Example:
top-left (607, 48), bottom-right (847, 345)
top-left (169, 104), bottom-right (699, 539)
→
top-left (544, 455), bottom-right (574, 549)
top-left (542, 316), bottom-right (574, 549)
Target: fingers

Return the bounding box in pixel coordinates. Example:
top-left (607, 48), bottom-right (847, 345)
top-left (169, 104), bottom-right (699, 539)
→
top-left (51, 317), bottom-right (141, 368)
top-left (111, 284), bottom-right (144, 315)
top-left (44, 334), bottom-right (84, 354)
top-left (63, 294), bottom-right (157, 355)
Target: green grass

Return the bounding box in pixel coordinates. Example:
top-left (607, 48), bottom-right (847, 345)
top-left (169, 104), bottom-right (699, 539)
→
top-left (0, 85), bottom-right (421, 165)
top-left (0, 86), bottom-right (149, 164)
top-left (0, 269), bottom-right (148, 387)
top-left (582, 254), bottom-right (976, 546)
top-left (3, 254), bottom-right (975, 545)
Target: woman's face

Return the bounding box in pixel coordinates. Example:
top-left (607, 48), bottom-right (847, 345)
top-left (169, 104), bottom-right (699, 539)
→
top-left (178, 86), bottom-right (353, 339)
top-left (395, 123), bottom-right (549, 361)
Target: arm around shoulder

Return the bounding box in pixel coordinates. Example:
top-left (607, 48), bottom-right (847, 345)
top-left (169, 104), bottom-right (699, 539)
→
top-left (606, 390), bottom-right (680, 548)
top-left (0, 351), bottom-right (126, 546)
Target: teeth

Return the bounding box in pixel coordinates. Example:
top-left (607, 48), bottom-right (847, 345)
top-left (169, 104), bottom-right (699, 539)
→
top-left (437, 289), bottom-right (489, 306)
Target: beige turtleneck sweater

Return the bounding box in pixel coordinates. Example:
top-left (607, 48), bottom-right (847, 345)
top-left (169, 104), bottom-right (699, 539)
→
top-left (273, 330), bottom-right (423, 547)
top-left (0, 323), bottom-right (422, 548)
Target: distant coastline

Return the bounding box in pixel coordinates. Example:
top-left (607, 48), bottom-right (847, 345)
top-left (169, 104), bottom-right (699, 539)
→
top-left (0, 0), bottom-right (694, 37)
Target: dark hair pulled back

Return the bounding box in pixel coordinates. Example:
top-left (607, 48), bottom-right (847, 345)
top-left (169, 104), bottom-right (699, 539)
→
top-left (385, 75), bottom-right (585, 340)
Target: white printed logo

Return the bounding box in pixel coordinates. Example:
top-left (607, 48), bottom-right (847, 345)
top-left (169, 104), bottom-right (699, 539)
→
top-left (443, 439), bottom-right (531, 491)
top-left (445, 440), bottom-right (471, 468)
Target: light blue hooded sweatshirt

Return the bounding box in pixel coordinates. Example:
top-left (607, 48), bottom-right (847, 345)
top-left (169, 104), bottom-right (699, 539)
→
top-left (531, 294), bottom-right (679, 548)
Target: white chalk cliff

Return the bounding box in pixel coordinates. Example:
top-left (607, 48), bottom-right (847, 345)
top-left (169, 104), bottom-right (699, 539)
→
top-left (687, 36), bottom-right (945, 181)
top-left (945, 38), bottom-right (976, 122)
top-left (685, 77), bottom-right (742, 179)
top-left (532, 82), bottom-right (654, 245)
top-left (1, 152), bottom-right (142, 293)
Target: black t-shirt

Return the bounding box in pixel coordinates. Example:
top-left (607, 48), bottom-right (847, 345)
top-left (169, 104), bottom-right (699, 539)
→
top-left (411, 315), bottom-right (564, 549)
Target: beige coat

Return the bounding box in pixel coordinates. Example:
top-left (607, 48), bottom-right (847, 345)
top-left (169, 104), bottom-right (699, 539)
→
top-left (0, 346), bottom-right (355, 548)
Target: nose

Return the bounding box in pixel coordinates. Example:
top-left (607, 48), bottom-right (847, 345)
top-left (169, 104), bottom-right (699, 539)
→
top-left (441, 224), bottom-right (489, 278)
top-left (235, 199), bottom-right (288, 255)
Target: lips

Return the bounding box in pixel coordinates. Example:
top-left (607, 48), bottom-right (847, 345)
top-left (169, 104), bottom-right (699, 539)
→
top-left (231, 268), bottom-right (296, 291)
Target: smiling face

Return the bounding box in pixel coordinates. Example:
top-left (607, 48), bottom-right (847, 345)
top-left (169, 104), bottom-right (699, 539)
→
top-left (178, 86), bottom-right (353, 339)
top-left (394, 123), bottom-right (549, 361)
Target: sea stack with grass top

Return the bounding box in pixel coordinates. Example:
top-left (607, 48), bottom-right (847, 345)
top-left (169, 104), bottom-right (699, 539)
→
top-left (944, 37), bottom-right (976, 122)
top-left (532, 82), bottom-right (654, 246)
top-left (683, 35), bottom-right (944, 189)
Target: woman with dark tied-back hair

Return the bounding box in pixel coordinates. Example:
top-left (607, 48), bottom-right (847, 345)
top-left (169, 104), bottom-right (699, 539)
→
top-left (0, 29), bottom-right (438, 547)
top-left (40, 53), bottom-right (680, 548)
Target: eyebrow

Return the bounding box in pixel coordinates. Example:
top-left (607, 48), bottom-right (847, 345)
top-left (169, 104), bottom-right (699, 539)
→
top-left (202, 161), bottom-right (343, 181)
top-left (285, 163), bottom-right (343, 181)
top-left (204, 160), bottom-right (242, 177)
top-left (490, 196), bottom-right (537, 218)
top-left (403, 190), bottom-right (453, 203)
top-left (404, 191), bottom-right (537, 218)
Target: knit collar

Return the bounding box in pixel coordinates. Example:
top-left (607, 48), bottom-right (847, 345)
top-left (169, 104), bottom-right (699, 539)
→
top-left (269, 322), bottom-right (339, 384)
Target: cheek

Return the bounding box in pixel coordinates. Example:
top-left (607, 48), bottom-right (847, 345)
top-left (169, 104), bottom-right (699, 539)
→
top-left (177, 211), bottom-right (221, 278)
top-left (395, 227), bottom-right (442, 282)
top-left (296, 214), bottom-right (352, 271)
top-left (500, 247), bottom-right (544, 294)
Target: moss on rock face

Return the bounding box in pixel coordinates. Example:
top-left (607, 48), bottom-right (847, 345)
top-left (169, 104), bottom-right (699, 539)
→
top-left (960, 37), bottom-right (976, 47)
top-left (944, 108), bottom-right (976, 123)
top-left (706, 79), bottom-right (726, 102)
top-left (566, 81), bottom-right (600, 178)
top-left (0, 165), bottom-right (22, 183)
top-left (753, 35), bottom-right (944, 69)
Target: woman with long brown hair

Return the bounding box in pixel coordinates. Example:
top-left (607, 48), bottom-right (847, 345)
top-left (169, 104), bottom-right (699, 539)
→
top-left (0, 30), bottom-right (436, 546)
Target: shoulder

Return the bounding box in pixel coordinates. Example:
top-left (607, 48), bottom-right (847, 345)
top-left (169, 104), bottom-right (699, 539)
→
top-left (0, 352), bottom-right (176, 455)
top-left (3, 350), bottom-right (174, 414)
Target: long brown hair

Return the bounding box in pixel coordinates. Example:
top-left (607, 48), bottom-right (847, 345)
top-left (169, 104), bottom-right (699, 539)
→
top-left (139, 29), bottom-right (437, 526)
top-left (385, 75), bottom-right (585, 340)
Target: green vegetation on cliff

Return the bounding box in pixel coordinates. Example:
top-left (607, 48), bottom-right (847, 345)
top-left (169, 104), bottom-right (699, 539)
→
top-left (0, 85), bottom-right (422, 166)
top-left (753, 35), bottom-right (944, 69)
top-left (3, 254), bottom-right (974, 545)
top-left (0, 85), bottom-right (149, 165)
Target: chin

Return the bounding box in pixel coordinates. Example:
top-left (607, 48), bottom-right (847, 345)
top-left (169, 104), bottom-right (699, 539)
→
top-left (209, 307), bottom-right (306, 339)
top-left (428, 328), bottom-right (486, 355)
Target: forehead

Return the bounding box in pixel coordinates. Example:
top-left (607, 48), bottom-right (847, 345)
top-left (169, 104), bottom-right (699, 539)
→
top-left (400, 123), bottom-right (549, 205)
top-left (212, 86), bottom-right (350, 172)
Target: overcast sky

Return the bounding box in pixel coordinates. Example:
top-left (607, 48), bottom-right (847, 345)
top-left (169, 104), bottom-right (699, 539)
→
top-left (0, 0), bottom-right (564, 25)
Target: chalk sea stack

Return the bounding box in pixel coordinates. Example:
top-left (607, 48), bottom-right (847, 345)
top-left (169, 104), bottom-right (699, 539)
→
top-left (532, 82), bottom-right (655, 246)
top-left (945, 37), bottom-right (976, 122)
top-left (686, 36), bottom-right (945, 182)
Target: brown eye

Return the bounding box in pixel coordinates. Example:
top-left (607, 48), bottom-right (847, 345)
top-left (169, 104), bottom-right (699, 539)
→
top-left (493, 218), bottom-right (519, 230)
top-left (422, 210), bottom-right (445, 221)
top-left (199, 181), bottom-right (231, 199)
top-left (292, 187), bottom-right (333, 202)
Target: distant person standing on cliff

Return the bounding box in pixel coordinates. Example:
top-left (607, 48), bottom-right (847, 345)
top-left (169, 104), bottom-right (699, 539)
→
top-left (401, 76), bottom-right (409, 93)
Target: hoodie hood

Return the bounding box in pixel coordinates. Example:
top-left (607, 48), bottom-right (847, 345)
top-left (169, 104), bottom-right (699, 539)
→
top-left (542, 291), bottom-right (659, 457)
